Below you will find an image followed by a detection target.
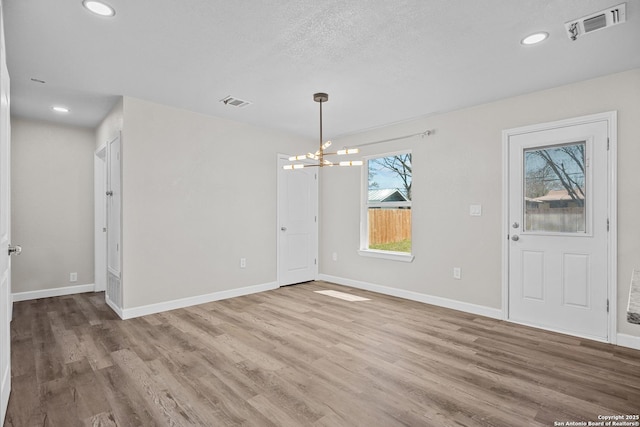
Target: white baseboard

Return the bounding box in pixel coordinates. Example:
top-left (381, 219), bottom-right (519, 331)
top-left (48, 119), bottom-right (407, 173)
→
top-left (318, 274), bottom-right (502, 319)
top-left (120, 281), bottom-right (279, 320)
top-left (12, 283), bottom-right (96, 302)
top-left (616, 333), bottom-right (640, 350)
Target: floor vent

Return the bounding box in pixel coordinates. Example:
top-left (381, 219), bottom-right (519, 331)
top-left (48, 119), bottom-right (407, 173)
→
top-left (565, 3), bottom-right (626, 41)
top-left (220, 96), bottom-right (252, 108)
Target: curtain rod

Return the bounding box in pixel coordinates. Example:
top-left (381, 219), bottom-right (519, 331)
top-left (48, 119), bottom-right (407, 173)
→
top-left (347, 130), bottom-right (432, 148)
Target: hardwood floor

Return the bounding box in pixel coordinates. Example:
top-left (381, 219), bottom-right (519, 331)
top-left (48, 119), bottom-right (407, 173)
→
top-left (5, 281), bottom-right (640, 426)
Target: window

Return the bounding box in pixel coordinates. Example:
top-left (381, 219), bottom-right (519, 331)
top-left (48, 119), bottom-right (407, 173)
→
top-left (359, 151), bottom-right (414, 262)
top-left (524, 142), bottom-right (586, 233)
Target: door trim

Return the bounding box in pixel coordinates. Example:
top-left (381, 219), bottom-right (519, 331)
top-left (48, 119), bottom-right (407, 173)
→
top-left (276, 153), bottom-right (319, 287)
top-left (501, 111), bottom-right (617, 343)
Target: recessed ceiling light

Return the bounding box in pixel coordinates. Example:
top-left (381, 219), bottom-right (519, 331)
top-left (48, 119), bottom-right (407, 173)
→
top-left (521, 32), bottom-right (549, 45)
top-left (82, 0), bottom-right (115, 17)
top-left (52, 106), bottom-right (70, 113)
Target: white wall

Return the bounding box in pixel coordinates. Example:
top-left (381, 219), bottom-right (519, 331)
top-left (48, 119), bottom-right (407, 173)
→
top-left (95, 98), bottom-right (123, 149)
top-left (120, 97), bottom-right (314, 309)
top-left (11, 118), bottom-right (95, 294)
top-left (320, 68), bottom-right (640, 338)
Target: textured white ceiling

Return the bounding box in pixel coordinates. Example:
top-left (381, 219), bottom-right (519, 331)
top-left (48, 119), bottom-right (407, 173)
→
top-left (4, 0), bottom-right (640, 139)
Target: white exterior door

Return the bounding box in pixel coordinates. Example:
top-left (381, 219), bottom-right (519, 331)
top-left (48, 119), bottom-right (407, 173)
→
top-left (507, 116), bottom-right (611, 341)
top-left (0, 2), bottom-right (11, 420)
top-left (277, 155), bottom-right (317, 286)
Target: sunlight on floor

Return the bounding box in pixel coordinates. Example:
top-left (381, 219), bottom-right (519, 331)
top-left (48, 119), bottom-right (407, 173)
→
top-left (314, 290), bottom-right (371, 302)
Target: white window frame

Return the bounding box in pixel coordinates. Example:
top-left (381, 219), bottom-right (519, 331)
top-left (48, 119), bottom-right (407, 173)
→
top-left (358, 150), bottom-right (415, 262)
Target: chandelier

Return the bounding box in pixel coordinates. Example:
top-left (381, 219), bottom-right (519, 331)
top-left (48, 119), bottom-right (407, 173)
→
top-left (283, 93), bottom-right (362, 169)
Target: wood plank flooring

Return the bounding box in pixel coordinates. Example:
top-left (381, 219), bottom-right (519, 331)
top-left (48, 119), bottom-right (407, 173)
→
top-left (5, 281), bottom-right (640, 426)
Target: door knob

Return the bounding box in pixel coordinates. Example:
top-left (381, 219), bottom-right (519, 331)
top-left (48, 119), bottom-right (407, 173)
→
top-left (512, 222), bottom-right (520, 229)
top-left (511, 235), bottom-right (519, 241)
top-left (281, 227), bottom-right (287, 231)
top-left (8, 245), bottom-right (22, 256)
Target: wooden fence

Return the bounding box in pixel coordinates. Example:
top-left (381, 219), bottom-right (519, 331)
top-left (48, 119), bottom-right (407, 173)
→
top-left (368, 209), bottom-right (411, 244)
top-left (525, 207), bottom-right (585, 233)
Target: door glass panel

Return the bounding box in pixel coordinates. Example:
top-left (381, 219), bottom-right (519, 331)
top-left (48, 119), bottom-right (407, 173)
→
top-left (524, 142), bottom-right (586, 233)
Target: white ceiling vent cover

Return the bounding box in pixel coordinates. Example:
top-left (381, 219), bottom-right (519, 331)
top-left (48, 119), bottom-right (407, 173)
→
top-left (220, 96), bottom-right (252, 108)
top-left (565, 3), bottom-right (626, 41)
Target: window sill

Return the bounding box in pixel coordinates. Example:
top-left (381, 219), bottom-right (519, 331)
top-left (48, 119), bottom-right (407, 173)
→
top-left (357, 249), bottom-right (415, 263)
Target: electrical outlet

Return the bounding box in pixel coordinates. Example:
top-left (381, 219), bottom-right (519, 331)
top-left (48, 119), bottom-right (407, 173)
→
top-left (453, 267), bottom-right (461, 280)
top-left (332, 252), bottom-right (338, 261)
top-left (240, 258), bottom-right (246, 268)
top-left (70, 272), bottom-right (78, 282)
top-left (470, 204), bottom-right (482, 216)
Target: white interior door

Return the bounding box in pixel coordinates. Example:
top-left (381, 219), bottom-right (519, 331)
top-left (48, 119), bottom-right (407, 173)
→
top-left (107, 135), bottom-right (121, 278)
top-left (507, 118), bottom-right (610, 341)
top-left (94, 147), bottom-right (107, 292)
top-left (277, 155), bottom-right (317, 286)
top-left (105, 134), bottom-right (122, 311)
top-left (0, 3), bottom-right (11, 420)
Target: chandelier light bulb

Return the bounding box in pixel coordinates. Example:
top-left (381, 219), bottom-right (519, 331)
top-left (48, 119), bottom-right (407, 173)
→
top-left (340, 160), bottom-right (363, 166)
top-left (337, 148), bottom-right (359, 155)
top-left (289, 154), bottom-right (307, 161)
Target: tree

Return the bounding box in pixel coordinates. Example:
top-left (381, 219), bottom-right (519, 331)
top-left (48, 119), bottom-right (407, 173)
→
top-left (368, 169), bottom-right (379, 189)
top-left (525, 144), bottom-right (585, 206)
top-left (525, 163), bottom-right (553, 199)
top-left (370, 154), bottom-right (412, 200)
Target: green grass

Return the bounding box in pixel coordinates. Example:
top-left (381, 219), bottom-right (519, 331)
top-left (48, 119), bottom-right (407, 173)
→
top-left (369, 239), bottom-right (412, 253)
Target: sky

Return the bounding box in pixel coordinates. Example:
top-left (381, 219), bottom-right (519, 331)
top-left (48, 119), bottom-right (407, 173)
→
top-left (368, 155), bottom-right (411, 195)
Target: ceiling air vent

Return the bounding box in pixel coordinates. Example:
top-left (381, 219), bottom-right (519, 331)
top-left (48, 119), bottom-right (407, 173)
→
top-left (220, 96), bottom-right (252, 108)
top-left (565, 3), bottom-right (626, 41)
